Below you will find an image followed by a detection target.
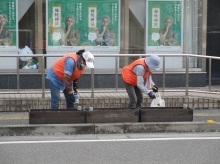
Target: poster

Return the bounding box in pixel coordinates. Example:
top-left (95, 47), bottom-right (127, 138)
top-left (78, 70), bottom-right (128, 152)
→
top-left (0, 0), bottom-right (17, 51)
top-left (146, 0), bottom-right (183, 52)
top-left (46, 0), bottom-right (120, 52)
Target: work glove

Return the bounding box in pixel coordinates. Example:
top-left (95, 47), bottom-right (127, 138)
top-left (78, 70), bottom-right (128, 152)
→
top-left (152, 85), bottom-right (158, 92)
top-left (73, 81), bottom-right (78, 93)
top-left (148, 91), bottom-right (156, 99)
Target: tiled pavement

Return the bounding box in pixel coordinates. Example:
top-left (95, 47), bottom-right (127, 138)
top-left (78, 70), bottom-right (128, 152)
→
top-left (0, 86), bottom-right (220, 99)
top-left (0, 86), bottom-right (220, 111)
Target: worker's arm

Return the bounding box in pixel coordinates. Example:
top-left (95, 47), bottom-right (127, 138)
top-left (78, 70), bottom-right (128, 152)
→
top-left (137, 76), bottom-right (150, 94)
top-left (133, 65), bottom-right (155, 99)
top-left (63, 58), bottom-right (75, 94)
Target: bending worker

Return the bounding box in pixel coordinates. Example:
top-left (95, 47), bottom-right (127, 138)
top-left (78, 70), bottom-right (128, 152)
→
top-left (121, 55), bottom-right (161, 109)
top-left (46, 49), bottom-right (94, 109)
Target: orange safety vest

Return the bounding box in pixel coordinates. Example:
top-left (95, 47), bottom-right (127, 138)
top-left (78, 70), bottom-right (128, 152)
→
top-left (122, 58), bottom-right (150, 86)
top-left (52, 53), bottom-right (85, 81)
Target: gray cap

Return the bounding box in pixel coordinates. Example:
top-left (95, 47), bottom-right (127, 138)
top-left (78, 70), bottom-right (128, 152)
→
top-left (145, 55), bottom-right (160, 71)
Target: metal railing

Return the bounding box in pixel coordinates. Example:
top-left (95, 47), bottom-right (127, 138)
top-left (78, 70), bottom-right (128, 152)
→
top-left (0, 53), bottom-right (220, 98)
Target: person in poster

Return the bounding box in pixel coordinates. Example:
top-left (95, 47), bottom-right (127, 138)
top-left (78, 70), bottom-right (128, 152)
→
top-left (59, 16), bottom-right (80, 46)
top-left (0, 14), bottom-right (13, 46)
top-left (158, 16), bottom-right (178, 46)
top-left (94, 16), bottom-right (115, 46)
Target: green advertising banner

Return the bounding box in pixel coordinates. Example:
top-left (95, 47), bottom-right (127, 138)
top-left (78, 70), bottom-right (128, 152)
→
top-left (146, 0), bottom-right (183, 52)
top-left (47, 0), bottom-right (120, 52)
top-left (0, 0), bottom-right (17, 50)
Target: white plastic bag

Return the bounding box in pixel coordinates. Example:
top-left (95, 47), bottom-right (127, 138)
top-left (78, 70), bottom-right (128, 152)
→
top-left (150, 92), bottom-right (165, 107)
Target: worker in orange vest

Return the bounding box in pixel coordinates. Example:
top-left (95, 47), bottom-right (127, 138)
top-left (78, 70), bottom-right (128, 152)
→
top-left (46, 49), bottom-right (94, 109)
top-left (122, 54), bottom-right (160, 109)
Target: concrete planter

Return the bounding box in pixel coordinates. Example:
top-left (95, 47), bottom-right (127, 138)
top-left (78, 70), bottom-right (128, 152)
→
top-left (85, 108), bottom-right (139, 123)
top-left (29, 107), bottom-right (193, 124)
top-left (29, 109), bottom-right (86, 124)
top-left (140, 107), bottom-right (193, 122)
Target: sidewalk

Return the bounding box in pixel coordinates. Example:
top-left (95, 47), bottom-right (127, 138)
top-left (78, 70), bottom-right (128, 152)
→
top-left (0, 87), bottom-right (220, 111)
top-left (0, 87), bottom-right (220, 136)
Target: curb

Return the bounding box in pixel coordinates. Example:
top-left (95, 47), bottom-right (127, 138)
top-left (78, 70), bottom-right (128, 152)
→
top-left (0, 122), bottom-right (219, 136)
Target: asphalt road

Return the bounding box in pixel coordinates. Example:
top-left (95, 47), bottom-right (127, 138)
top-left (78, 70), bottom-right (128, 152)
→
top-left (0, 133), bottom-right (220, 164)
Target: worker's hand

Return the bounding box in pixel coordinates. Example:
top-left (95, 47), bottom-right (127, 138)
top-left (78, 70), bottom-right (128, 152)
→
top-left (152, 85), bottom-right (158, 92)
top-left (148, 91), bottom-right (156, 99)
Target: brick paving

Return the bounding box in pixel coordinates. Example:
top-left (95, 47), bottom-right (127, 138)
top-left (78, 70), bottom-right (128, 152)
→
top-left (0, 86), bottom-right (220, 99)
top-left (0, 86), bottom-right (220, 111)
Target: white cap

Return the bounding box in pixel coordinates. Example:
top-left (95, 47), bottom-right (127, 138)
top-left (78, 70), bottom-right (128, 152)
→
top-left (145, 55), bottom-right (160, 71)
top-left (82, 51), bottom-right (94, 68)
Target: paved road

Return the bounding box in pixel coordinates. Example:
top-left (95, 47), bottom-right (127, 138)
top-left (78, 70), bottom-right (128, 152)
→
top-left (0, 133), bottom-right (220, 164)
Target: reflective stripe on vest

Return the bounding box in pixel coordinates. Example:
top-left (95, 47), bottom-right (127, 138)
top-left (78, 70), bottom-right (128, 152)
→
top-left (122, 58), bottom-right (150, 86)
top-left (52, 53), bottom-right (85, 81)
